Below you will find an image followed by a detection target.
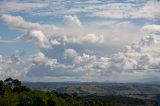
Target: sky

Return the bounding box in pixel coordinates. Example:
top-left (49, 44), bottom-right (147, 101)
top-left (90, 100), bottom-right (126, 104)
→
top-left (0, 0), bottom-right (160, 82)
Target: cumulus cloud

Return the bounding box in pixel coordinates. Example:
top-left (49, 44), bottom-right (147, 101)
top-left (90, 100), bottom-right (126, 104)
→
top-left (1, 8), bottom-right (160, 81)
top-left (60, 16), bottom-right (104, 44)
top-left (50, 39), bottom-right (61, 45)
top-left (1, 34), bottom-right (160, 81)
top-left (0, 52), bottom-right (32, 79)
top-left (110, 35), bottom-right (160, 72)
top-left (19, 30), bottom-right (51, 48)
top-left (73, 53), bottom-right (97, 64)
top-left (33, 52), bottom-right (58, 67)
top-left (1, 0), bottom-right (160, 82)
top-left (141, 24), bottom-right (160, 34)
top-left (64, 49), bottom-right (78, 58)
top-left (64, 15), bottom-right (82, 27)
top-left (2, 14), bottom-right (143, 55)
top-left (80, 33), bottom-right (104, 43)
top-left (0, 51), bottom-right (58, 80)
top-left (2, 14), bottom-right (106, 49)
top-left (64, 33), bottom-right (104, 44)
top-left (62, 34), bottom-right (160, 79)
top-left (64, 48), bottom-right (97, 64)
top-left (2, 14), bottom-right (58, 35)
top-left (2, 14), bottom-right (62, 48)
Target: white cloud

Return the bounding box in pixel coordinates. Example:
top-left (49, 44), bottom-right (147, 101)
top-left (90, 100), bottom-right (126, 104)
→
top-left (64, 48), bottom-right (97, 64)
top-left (137, 1), bottom-right (160, 19)
top-left (64, 49), bottom-right (78, 58)
top-left (109, 35), bottom-right (160, 72)
top-left (2, 14), bottom-right (62, 48)
top-left (64, 33), bottom-right (105, 44)
top-left (73, 53), bottom-right (97, 64)
top-left (80, 33), bottom-right (104, 43)
top-left (2, 14), bottom-right (58, 35)
top-left (64, 15), bottom-right (82, 27)
top-left (1, 0), bottom-right (160, 20)
top-left (84, 21), bottom-right (141, 46)
top-left (2, 14), bottom-right (144, 55)
top-left (1, 0), bottom-right (160, 82)
top-left (33, 52), bottom-right (58, 67)
top-left (60, 34), bottom-right (160, 79)
top-left (33, 52), bottom-right (46, 63)
top-left (19, 30), bottom-right (51, 48)
top-left (141, 24), bottom-right (160, 34)
top-left (0, 52), bottom-right (32, 79)
top-left (1, 34), bottom-right (160, 81)
top-left (0, 1), bottom-right (48, 14)
top-left (2, 14), bottom-right (107, 47)
top-left (89, 1), bottom-right (160, 19)
top-left (50, 39), bottom-right (61, 45)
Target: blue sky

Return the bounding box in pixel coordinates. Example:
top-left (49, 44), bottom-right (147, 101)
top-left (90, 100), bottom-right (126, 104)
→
top-left (0, 0), bottom-right (160, 82)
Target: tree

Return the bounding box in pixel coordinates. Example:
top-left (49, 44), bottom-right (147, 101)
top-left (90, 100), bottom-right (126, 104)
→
top-left (4, 77), bottom-right (13, 89)
top-left (0, 80), bottom-right (5, 96)
top-left (47, 99), bottom-right (56, 106)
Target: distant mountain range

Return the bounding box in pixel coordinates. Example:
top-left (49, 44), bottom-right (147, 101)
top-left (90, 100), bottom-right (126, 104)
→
top-left (23, 82), bottom-right (160, 97)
